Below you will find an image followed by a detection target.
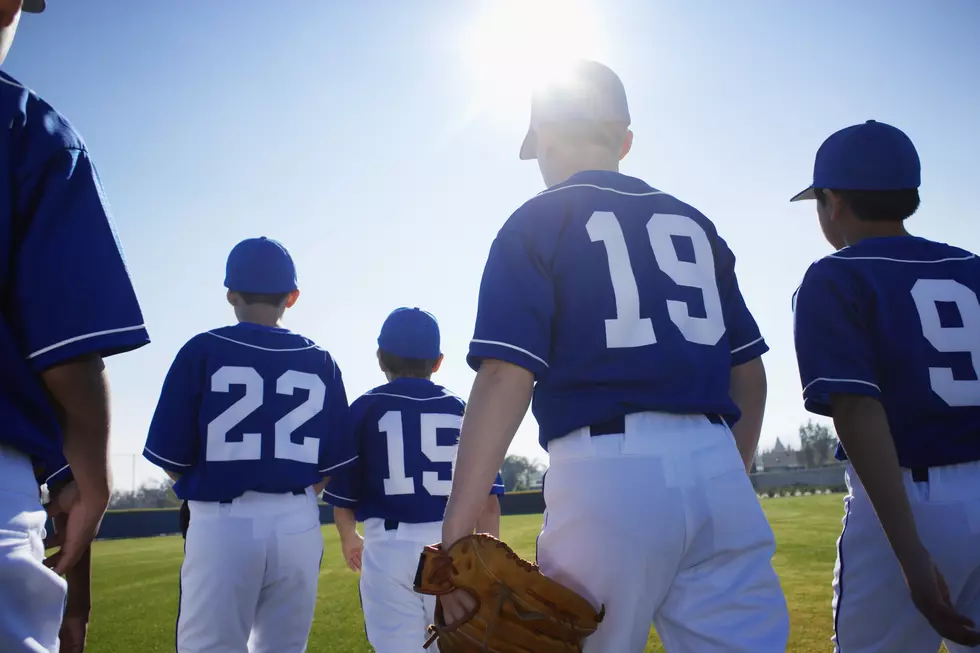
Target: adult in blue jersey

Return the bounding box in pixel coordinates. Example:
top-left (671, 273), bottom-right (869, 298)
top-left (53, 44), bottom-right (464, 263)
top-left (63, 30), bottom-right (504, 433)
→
top-left (143, 237), bottom-right (357, 653)
top-left (324, 307), bottom-right (504, 653)
top-left (0, 1), bottom-right (150, 651)
top-left (791, 120), bottom-right (980, 651)
top-left (439, 60), bottom-right (789, 652)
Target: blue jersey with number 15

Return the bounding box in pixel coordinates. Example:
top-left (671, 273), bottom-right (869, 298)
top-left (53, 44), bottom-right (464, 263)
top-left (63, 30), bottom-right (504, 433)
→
top-left (468, 170), bottom-right (767, 448)
top-left (794, 236), bottom-right (980, 469)
top-left (324, 377), bottom-right (505, 524)
top-left (143, 323), bottom-right (357, 502)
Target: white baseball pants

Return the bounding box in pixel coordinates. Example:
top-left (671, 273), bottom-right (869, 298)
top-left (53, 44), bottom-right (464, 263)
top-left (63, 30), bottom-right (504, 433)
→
top-left (537, 411), bottom-right (790, 653)
top-left (0, 445), bottom-right (66, 653)
top-left (358, 518), bottom-right (441, 653)
top-left (177, 488), bottom-right (323, 653)
top-left (831, 462), bottom-right (980, 653)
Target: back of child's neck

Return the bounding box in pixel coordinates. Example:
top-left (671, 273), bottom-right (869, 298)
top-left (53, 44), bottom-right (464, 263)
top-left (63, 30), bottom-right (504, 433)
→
top-left (847, 223), bottom-right (912, 247)
top-left (236, 316), bottom-right (283, 329)
top-left (387, 374), bottom-right (431, 383)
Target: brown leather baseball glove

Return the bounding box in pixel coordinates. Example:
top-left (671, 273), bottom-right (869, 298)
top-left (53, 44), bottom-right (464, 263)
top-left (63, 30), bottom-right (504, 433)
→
top-left (414, 534), bottom-right (604, 652)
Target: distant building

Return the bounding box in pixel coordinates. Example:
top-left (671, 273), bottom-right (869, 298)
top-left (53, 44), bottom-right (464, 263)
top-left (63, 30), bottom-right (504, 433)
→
top-left (755, 438), bottom-right (803, 472)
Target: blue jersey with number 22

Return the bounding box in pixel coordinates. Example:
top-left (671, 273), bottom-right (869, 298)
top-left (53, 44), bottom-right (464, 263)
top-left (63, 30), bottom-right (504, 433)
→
top-left (794, 236), bottom-right (980, 469)
top-left (468, 170), bottom-right (767, 448)
top-left (143, 323), bottom-right (357, 502)
top-left (324, 377), bottom-right (504, 524)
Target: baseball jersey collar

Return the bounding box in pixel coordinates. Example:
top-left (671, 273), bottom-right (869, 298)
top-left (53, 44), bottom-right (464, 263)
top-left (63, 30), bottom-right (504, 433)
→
top-left (234, 321), bottom-right (293, 335)
top-left (561, 170), bottom-right (657, 194)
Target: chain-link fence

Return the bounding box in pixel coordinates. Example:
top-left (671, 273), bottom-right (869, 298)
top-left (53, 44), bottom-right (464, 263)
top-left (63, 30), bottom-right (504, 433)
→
top-left (110, 453), bottom-right (168, 493)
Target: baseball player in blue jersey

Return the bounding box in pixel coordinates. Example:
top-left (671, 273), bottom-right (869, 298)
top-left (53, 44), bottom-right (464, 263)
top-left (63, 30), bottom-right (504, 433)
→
top-left (325, 307), bottom-right (505, 653)
top-left (0, 1), bottom-right (150, 651)
top-left (439, 60), bottom-right (789, 652)
top-left (791, 120), bottom-right (980, 651)
top-left (142, 237), bottom-right (357, 653)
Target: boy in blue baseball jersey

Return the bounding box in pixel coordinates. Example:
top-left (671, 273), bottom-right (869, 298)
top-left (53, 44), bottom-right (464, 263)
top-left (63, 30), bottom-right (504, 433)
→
top-left (324, 307), bottom-right (504, 653)
top-left (143, 237), bottom-right (356, 653)
top-left (791, 120), bottom-right (980, 651)
top-left (0, 1), bottom-right (150, 651)
top-left (439, 60), bottom-right (789, 652)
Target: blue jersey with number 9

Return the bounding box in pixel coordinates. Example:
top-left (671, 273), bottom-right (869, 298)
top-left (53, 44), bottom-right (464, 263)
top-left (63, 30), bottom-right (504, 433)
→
top-left (467, 170), bottom-right (767, 448)
top-left (323, 377), bottom-right (505, 524)
top-left (143, 323), bottom-right (357, 502)
top-left (794, 236), bottom-right (980, 469)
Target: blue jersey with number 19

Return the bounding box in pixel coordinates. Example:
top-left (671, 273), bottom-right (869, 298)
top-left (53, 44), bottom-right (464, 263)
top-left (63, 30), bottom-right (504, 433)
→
top-left (468, 170), bottom-right (767, 448)
top-left (324, 377), bottom-right (505, 524)
top-left (793, 236), bottom-right (980, 469)
top-left (143, 323), bottom-right (357, 502)
top-left (0, 72), bottom-right (149, 472)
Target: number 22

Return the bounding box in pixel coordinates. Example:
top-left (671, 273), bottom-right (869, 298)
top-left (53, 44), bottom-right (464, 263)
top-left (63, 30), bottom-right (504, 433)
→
top-left (206, 366), bottom-right (326, 464)
top-left (587, 211), bottom-right (726, 348)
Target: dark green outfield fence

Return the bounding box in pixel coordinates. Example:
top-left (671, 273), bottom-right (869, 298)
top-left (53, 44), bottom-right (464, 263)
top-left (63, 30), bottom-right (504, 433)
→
top-left (81, 491), bottom-right (549, 541)
top-left (73, 470), bottom-right (846, 541)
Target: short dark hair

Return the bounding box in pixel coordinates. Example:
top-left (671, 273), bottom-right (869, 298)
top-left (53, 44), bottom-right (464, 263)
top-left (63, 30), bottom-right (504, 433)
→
top-left (815, 188), bottom-right (920, 223)
top-left (236, 291), bottom-right (290, 307)
top-left (379, 350), bottom-right (439, 378)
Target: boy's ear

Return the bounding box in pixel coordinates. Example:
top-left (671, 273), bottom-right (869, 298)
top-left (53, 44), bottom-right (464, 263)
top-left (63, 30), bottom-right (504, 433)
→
top-left (431, 354), bottom-right (444, 374)
top-left (619, 129), bottom-right (634, 161)
top-left (285, 289), bottom-right (301, 309)
top-left (226, 290), bottom-right (237, 307)
top-left (377, 349), bottom-right (386, 373)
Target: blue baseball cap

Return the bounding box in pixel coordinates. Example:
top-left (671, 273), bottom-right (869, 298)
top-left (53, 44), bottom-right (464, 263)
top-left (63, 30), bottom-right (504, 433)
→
top-left (378, 307), bottom-right (441, 360)
top-left (224, 237), bottom-right (298, 294)
top-left (519, 60), bottom-right (631, 161)
top-left (790, 120), bottom-right (921, 202)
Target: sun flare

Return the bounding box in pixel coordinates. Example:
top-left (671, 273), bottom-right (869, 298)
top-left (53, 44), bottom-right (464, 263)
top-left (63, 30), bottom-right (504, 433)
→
top-left (461, 0), bottom-right (601, 121)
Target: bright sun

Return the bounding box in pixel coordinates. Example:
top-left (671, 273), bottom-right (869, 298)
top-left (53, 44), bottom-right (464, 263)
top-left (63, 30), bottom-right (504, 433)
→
top-left (460, 0), bottom-right (601, 122)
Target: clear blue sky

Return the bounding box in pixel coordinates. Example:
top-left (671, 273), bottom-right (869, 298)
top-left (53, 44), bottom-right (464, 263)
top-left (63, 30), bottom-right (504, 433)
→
top-left (6, 0), bottom-right (979, 490)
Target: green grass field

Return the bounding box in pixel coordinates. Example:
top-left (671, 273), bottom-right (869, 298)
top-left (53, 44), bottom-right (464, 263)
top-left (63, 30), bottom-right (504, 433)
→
top-left (87, 495), bottom-right (845, 652)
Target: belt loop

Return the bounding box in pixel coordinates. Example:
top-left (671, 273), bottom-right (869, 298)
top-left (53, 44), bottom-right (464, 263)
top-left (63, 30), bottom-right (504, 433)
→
top-left (911, 467), bottom-right (929, 484)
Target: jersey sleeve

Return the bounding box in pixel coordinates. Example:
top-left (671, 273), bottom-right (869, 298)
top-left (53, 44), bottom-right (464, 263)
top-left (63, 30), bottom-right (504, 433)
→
top-left (467, 218), bottom-right (554, 376)
top-left (713, 233), bottom-right (769, 366)
top-left (490, 471), bottom-right (506, 495)
top-left (793, 260), bottom-right (880, 416)
top-left (142, 338), bottom-right (205, 474)
top-left (318, 358), bottom-right (358, 475)
top-left (12, 145), bottom-right (149, 371)
top-left (322, 395), bottom-right (370, 509)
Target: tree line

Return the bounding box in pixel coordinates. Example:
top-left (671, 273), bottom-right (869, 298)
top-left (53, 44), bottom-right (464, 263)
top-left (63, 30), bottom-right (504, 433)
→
top-left (109, 478), bottom-right (181, 510)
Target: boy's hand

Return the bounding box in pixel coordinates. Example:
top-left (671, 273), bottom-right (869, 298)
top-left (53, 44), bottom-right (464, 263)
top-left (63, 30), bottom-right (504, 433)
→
top-left (43, 480), bottom-right (106, 575)
top-left (439, 588), bottom-right (478, 627)
top-left (340, 531), bottom-right (363, 572)
top-left (901, 548), bottom-right (980, 647)
top-left (44, 487), bottom-right (93, 652)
